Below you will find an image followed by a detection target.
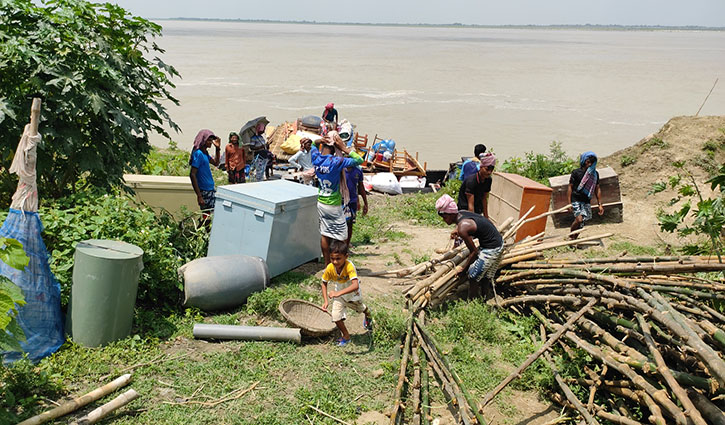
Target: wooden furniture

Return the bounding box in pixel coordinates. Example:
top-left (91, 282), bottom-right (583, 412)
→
top-left (489, 172), bottom-right (553, 242)
top-left (548, 166), bottom-right (623, 228)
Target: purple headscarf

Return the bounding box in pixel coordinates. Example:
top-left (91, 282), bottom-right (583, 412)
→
top-left (189, 129), bottom-right (215, 165)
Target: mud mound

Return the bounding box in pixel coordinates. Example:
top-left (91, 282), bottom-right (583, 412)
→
top-left (592, 115), bottom-right (725, 246)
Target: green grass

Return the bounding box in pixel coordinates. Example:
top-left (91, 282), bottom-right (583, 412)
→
top-left (620, 154), bottom-right (637, 167)
top-left (642, 136), bottom-right (670, 152)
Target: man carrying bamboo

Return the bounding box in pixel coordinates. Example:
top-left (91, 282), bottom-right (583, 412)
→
top-left (436, 194), bottom-right (504, 299)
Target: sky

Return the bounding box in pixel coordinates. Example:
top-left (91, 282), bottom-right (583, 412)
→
top-left (107, 0), bottom-right (725, 27)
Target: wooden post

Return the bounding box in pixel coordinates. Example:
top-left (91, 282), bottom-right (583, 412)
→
top-left (29, 97), bottom-right (41, 136)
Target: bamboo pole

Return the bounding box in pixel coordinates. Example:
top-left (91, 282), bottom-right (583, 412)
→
top-left (636, 314), bottom-right (707, 425)
top-left (479, 299), bottom-right (596, 410)
top-left (532, 309), bottom-right (689, 425)
top-left (415, 321), bottom-right (485, 425)
top-left (604, 386), bottom-right (666, 425)
top-left (29, 98), bottom-right (41, 136)
top-left (540, 325), bottom-right (600, 425)
top-left (390, 313), bottom-right (413, 425)
top-left (687, 389), bottom-right (725, 425)
top-left (503, 233), bottom-right (613, 258)
top-left (502, 205), bottom-right (536, 241)
top-left (74, 389), bottom-right (139, 425)
top-left (644, 290), bottom-right (725, 389)
top-left (411, 340), bottom-right (422, 425)
top-left (18, 374), bottom-right (132, 425)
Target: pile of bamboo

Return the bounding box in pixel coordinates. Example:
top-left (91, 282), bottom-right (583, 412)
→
top-left (490, 257), bottom-right (725, 425)
top-left (390, 309), bottom-right (486, 425)
top-left (385, 207), bottom-right (614, 311)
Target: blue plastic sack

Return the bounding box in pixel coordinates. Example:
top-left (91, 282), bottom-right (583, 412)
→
top-left (1, 209), bottom-right (64, 363)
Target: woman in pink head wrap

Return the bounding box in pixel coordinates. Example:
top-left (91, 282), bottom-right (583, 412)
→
top-left (189, 129), bottom-right (220, 214)
top-left (322, 102), bottom-right (338, 126)
top-left (436, 193), bottom-right (504, 300)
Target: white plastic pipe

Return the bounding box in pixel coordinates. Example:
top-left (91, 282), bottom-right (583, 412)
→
top-left (193, 324), bottom-right (301, 344)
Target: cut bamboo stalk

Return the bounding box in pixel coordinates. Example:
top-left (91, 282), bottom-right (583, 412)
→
top-left (420, 343), bottom-right (431, 425)
top-left (539, 325), bottom-right (600, 425)
top-left (18, 374), bottom-right (132, 425)
top-left (593, 407), bottom-right (644, 425)
top-left (604, 386), bottom-right (666, 425)
top-left (411, 339), bottom-right (422, 425)
top-left (502, 205), bottom-right (536, 241)
top-left (390, 313), bottom-right (413, 425)
top-left (498, 252), bottom-right (541, 266)
top-left (480, 299), bottom-right (596, 410)
top-left (74, 389), bottom-right (139, 425)
top-left (414, 322), bottom-right (483, 425)
top-left (687, 389), bottom-right (725, 425)
top-left (645, 290), bottom-right (725, 389)
top-left (533, 310), bottom-right (689, 424)
top-left (504, 233), bottom-right (614, 258)
top-left (636, 314), bottom-right (707, 425)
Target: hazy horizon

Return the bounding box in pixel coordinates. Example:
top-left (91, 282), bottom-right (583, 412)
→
top-left (109, 0), bottom-right (725, 28)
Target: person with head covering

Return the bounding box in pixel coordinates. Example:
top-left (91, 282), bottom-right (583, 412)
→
top-left (312, 131), bottom-right (364, 265)
top-left (189, 129), bottom-right (220, 213)
top-left (457, 152), bottom-right (496, 218)
top-left (248, 121), bottom-right (274, 181)
top-left (322, 102), bottom-right (338, 126)
top-left (225, 131), bottom-right (246, 184)
top-left (436, 194), bottom-right (504, 299)
top-left (459, 143), bottom-right (487, 181)
top-left (567, 151), bottom-right (604, 238)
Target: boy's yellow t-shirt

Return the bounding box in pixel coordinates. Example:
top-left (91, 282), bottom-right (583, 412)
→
top-left (322, 260), bottom-right (361, 301)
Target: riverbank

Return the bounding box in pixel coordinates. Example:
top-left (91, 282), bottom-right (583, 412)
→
top-left (3, 115), bottom-right (723, 424)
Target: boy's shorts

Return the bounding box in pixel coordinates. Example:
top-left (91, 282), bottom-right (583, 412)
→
top-left (468, 244), bottom-right (504, 282)
top-left (572, 201), bottom-right (593, 222)
top-left (200, 189), bottom-right (216, 211)
top-left (331, 296), bottom-right (367, 322)
top-left (344, 201), bottom-right (358, 223)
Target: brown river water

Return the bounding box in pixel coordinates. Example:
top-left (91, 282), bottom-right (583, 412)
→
top-left (150, 20), bottom-right (725, 168)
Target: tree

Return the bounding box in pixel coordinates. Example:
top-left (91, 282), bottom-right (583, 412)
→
top-left (0, 0), bottom-right (180, 202)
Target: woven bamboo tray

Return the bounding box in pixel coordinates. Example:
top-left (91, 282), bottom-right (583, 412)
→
top-left (279, 299), bottom-right (336, 337)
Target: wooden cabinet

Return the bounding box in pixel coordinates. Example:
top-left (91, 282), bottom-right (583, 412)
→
top-left (489, 172), bottom-right (553, 242)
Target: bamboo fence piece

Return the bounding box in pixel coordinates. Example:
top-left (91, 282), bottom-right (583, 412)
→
top-left (540, 325), bottom-right (600, 425)
top-left (390, 313), bottom-right (414, 425)
top-left (479, 299), bottom-right (596, 410)
top-left (74, 389), bottom-right (140, 425)
top-left (635, 314), bottom-right (707, 425)
top-left (18, 374), bottom-right (132, 425)
top-left (415, 321), bottom-right (484, 425)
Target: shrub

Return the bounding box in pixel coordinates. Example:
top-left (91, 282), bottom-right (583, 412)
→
top-left (0, 359), bottom-right (63, 424)
top-left (1, 191), bottom-right (210, 310)
top-left (499, 141), bottom-right (577, 185)
top-left (642, 137), bottom-right (670, 151)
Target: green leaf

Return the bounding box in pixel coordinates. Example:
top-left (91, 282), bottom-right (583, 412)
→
top-left (0, 237), bottom-right (29, 271)
top-left (0, 293), bottom-right (14, 329)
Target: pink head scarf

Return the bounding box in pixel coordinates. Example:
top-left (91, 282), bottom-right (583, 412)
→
top-left (479, 152), bottom-right (496, 168)
top-left (190, 129), bottom-right (215, 164)
top-left (325, 103), bottom-right (334, 109)
top-left (435, 194), bottom-right (458, 215)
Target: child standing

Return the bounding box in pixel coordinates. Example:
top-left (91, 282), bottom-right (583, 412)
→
top-left (321, 240), bottom-right (372, 347)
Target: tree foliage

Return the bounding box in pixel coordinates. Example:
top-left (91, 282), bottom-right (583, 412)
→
top-left (0, 0), bottom-right (179, 202)
top-left (0, 237), bottom-right (28, 354)
top-left (653, 163), bottom-right (725, 261)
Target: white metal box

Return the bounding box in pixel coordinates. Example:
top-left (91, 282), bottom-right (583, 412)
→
top-left (208, 180), bottom-right (320, 277)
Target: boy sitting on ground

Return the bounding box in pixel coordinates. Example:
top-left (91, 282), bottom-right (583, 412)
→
top-left (320, 240), bottom-right (372, 347)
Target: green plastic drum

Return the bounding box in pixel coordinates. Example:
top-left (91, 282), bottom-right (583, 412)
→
top-left (66, 239), bottom-right (144, 347)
